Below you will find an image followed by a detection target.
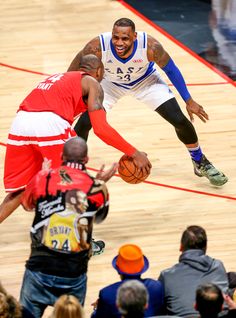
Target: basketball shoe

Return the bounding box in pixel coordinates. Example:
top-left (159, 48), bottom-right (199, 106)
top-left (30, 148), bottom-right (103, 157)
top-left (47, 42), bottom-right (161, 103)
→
top-left (192, 155), bottom-right (228, 186)
top-left (91, 239), bottom-right (105, 256)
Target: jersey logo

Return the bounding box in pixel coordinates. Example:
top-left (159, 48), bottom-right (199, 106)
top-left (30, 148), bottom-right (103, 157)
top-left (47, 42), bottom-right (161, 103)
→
top-left (59, 169), bottom-right (73, 185)
top-left (132, 59), bottom-right (143, 63)
top-left (107, 59), bottom-right (113, 63)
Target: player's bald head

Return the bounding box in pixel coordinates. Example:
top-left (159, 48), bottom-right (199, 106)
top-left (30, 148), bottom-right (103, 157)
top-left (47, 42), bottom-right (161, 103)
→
top-left (63, 137), bottom-right (88, 163)
top-left (79, 54), bottom-right (103, 71)
top-left (79, 54), bottom-right (104, 82)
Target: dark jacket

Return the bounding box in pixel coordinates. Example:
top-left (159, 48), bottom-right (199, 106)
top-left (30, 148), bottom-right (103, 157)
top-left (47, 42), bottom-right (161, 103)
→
top-left (158, 249), bottom-right (229, 317)
top-left (91, 277), bottom-right (164, 318)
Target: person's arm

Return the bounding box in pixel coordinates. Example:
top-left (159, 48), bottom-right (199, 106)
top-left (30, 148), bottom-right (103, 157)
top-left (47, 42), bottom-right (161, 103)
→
top-left (82, 76), bottom-right (152, 173)
top-left (147, 35), bottom-right (209, 123)
top-left (95, 163), bottom-right (118, 183)
top-left (67, 37), bottom-right (102, 71)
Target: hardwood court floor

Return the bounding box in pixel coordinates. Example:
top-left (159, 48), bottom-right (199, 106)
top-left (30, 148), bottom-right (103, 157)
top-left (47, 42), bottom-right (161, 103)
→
top-left (0, 0), bottom-right (236, 317)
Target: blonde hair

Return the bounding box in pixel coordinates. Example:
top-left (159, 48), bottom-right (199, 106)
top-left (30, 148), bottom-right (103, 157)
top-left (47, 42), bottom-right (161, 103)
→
top-left (52, 295), bottom-right (84, 318)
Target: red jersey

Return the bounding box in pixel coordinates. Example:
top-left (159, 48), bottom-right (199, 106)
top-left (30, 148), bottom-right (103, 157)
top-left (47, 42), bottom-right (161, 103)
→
top-left (18, 72), bottom-right (87, 124)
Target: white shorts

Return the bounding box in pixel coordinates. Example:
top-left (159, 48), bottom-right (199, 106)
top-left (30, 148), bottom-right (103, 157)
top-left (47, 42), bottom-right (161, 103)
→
top-left (101, 71), bottom-right (174, 111)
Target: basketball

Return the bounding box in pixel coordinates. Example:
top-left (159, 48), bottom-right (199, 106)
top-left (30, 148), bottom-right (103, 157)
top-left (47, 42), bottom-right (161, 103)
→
top-left (118, 155), bottom-right (150, 184)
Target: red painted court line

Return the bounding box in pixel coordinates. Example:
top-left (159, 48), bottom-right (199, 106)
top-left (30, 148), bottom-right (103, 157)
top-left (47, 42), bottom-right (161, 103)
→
top-left (118, 0), bottom-right (236, 88)
top-left (0, 62), bottom-right (230, 87)
top-left (0, 62), bottom-right (50, 77)
top-left (0, 142), bottom-right (235, 201)
top-left (86, 167), bottom-right (236, 201)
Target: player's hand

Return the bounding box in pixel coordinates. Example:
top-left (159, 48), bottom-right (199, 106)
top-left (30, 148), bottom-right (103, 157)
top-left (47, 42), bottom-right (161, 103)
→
top-left (95, 163), bottom-right (118, 182)
top-left (186, 98), bottom-right (209, 123)
top-left (131, 150), bottom-right (152, 175)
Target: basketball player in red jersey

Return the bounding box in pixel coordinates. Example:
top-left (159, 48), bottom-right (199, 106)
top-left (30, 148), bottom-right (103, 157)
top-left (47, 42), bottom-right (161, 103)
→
top-left (0, 54), bottom-right (151, 223)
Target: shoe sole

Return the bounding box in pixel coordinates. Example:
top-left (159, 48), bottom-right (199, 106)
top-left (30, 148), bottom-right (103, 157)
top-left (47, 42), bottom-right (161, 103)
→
top-left (92, 249), bottom-right (105, 256)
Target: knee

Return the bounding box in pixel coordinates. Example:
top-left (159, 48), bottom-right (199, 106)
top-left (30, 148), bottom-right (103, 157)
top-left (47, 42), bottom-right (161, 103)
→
top-left (175, 118), bottom-right (198, 144)
top-left (173, 115), bottom-right (190, 130)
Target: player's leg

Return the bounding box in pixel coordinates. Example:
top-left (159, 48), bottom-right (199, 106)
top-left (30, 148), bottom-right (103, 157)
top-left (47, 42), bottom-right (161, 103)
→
top-left (74, 111), bottom-right (92, 141)
top-left (1, 143), bottom-right (43, 222)
top-left (0, 112), bottom-right (45, 222)
top-left (155, 98), bottom-right (228, 186)
top-left (0, 190), bottom-right (24, 223)
top-left (136, 76), bottom-right (228, 186)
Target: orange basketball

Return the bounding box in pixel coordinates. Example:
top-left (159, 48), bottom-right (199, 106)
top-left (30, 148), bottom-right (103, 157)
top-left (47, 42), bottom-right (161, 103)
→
top-left (118, 155), bottom-right (150, 184)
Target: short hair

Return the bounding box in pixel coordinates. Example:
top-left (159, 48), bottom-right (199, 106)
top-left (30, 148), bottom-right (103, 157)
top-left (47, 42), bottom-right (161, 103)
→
top-left (63, 137), bottom-right (88, 163)
top-left (114, 18), bottom-right (136, 32)
top-left (78, 54), bottom-right (103, 71)
top-left (116, 280), bottom-right (148, 318)
top-left (52, 294), bottom-right (84, 318)
top-left (196, 283), bottom-right (223, 317)
top-left (181, 225), bottom-right (207, 252)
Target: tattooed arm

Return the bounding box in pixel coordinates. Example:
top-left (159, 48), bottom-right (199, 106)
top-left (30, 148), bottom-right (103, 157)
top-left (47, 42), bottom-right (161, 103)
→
top-left (147, 34), bottom-right (170, 68)
top-left (67, 37), bottom-right (102, 71)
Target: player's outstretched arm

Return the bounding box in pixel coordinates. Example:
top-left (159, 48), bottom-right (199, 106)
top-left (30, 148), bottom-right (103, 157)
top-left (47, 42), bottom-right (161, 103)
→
top-left (82, 76), bottom-right (151, 174)
top-left (67, 37), bottom-right (102, 71)
top-left (147, 35), bottom-right (209, 122)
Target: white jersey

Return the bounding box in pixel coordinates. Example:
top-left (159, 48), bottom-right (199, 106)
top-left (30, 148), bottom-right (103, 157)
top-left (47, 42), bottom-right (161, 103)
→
top-left (99, 31), bottom-right (159, 89)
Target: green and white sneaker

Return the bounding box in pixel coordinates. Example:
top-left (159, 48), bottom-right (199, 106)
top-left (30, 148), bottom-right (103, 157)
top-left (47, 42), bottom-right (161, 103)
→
top-left (91, 239), bottom-right (105, 256)
top-left (192, 155), bottom-right (228, 186)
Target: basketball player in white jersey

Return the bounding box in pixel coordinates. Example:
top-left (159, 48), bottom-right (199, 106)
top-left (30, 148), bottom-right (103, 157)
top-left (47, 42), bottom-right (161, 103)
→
top-left (68, 18), bottom-right (228, 186)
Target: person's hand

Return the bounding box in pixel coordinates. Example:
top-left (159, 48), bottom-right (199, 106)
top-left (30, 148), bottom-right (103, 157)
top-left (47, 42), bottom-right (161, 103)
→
top-left (186, 98), bottom-right (209, 123)
top-left (91, 299), bottom-right (98, 310)
top-left (42, 157), bottom-right (52, 171)
top-left (95, 163), bottom-right (118, 182)
top-left (223, 293), bottom-right (236, 310)
top-left (131, 150), bottom-right (152, 175)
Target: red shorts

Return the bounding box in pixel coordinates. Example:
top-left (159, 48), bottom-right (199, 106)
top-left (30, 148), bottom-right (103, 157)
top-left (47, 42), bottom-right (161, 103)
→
top-left (4, 111), bottom-right (75, 192)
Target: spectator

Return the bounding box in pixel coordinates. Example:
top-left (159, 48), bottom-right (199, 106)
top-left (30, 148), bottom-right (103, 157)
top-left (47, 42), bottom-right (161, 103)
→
top-left (116, 280), bottom-right (148, 318)
top-left (51, 294), bottom-right (84, 318)
top-left (195, 283), bottom-right (224, 318)
top-left (19, 137), bottom-right (116, 318)
top-left (91, 244), bottom-right (164, 317)
top-left (0, 281), bottom-right (34, 318)
top-left (195, 283), bottom-right (236, 318)
top-left (158, 225), bottom-right (228, 317)
top-left (223, 292), bottom-right (236, 317)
